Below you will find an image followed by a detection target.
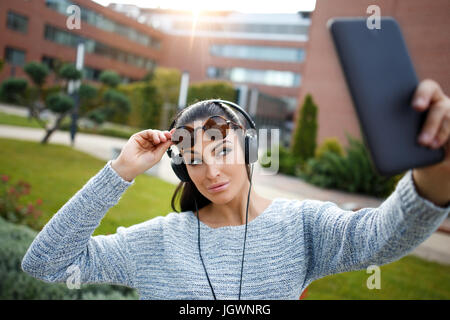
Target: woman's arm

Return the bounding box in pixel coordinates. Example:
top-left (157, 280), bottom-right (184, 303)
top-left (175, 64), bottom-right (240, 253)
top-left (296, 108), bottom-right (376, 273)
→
top-left (300, 169), bottom-right (449, 283)
top-left (21, 160), bottom-right (137, 288)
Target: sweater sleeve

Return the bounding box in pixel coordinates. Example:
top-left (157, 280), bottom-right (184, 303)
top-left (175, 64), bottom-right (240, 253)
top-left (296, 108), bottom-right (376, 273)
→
top-left (298, 169), bottom-right (449, 283)
top-left (21, 160), bottom-right (137, 288)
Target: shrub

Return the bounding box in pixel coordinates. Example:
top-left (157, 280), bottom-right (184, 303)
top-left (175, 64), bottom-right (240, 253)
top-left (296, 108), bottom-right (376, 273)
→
top-left (187, 80), bottom-right (236, 105)
top-left (260, 144), bottom-right (302, 176)
top-left (0, 175), bottom-right (43, 230)
top-left (315, 137), bottom-right (344, 159)
top-left (0, 78), bottom-right (28, 104)
top-left (103, 89), bottom-right (131, 114)
top-left (0, 217), bottom-right (138, 299)
top-left (299, 134), bottom-right (403, 197)
top-left (116, 82), bottom-right (162, 128)
top-left (291, 94), bottom-right (318, 165)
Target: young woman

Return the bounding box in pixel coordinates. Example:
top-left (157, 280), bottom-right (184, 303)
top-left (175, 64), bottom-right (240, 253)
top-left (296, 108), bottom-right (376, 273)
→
top-left (22, 79), bottom-right (450, 299)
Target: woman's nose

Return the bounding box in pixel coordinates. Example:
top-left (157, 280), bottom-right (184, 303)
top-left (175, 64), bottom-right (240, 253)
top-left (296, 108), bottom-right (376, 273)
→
top-left (205, 162), bottom-right (221, 179)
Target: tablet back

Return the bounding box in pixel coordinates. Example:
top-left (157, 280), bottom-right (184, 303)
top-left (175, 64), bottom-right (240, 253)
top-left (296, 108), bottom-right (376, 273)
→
top-left (328, 17), bottom-right (445, 176)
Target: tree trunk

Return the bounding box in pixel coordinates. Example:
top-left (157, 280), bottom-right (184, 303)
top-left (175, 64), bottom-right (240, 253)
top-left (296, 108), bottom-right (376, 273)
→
top-left (40, 111), bottom-right (68, 144)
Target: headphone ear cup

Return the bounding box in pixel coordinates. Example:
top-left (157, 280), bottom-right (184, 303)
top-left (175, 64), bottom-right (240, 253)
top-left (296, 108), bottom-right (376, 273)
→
top-left (171, 156), bottom-right (191, 182)
top-left (245, 134), bottom-right (258, 164)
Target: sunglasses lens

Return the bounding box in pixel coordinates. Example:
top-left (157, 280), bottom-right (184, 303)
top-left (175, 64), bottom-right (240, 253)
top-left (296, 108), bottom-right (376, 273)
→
top-left (171, 116), bottom-right (234, 149)
top-left (172, 126), bottom-right (194, 147)
top-left (204, 116), bottom-right (228, 141)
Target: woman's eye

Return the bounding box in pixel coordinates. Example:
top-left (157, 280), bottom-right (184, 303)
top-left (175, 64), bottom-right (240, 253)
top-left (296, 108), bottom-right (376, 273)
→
top-left (217, 148), bottom-right (231, 157)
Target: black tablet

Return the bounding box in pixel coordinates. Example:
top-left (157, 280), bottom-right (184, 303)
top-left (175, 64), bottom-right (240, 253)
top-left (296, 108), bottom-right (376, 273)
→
top-left (327, 17), bottom-right (445, 176)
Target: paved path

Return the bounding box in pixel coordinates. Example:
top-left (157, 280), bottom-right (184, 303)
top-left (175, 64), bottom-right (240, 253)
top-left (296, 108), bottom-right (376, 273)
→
top-left (0, 119), bottom-right (448, 265)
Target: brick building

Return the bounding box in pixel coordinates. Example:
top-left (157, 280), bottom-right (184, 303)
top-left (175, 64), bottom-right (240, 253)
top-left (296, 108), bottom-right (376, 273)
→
top-left (0, 0), bottom-right (163, 83)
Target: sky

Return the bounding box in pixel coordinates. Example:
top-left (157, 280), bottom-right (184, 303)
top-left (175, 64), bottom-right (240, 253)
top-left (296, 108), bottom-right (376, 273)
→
top-left (92, 0), bottom-right (316, 14)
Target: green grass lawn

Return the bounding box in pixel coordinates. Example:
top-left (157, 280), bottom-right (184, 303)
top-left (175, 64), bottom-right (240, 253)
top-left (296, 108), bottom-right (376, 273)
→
top-left (304, 255), bottom-right (450, 299)
top-left (1, 137), bottom-right (449, 299)
top-left (0, 137), bottom-right (176, 235)
top-left (0, 111), bottom-right (46, 128)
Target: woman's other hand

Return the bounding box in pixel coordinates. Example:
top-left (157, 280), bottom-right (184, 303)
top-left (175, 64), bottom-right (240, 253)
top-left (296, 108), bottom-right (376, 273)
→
top-left (111, 128), bottom-right (176, 182)
top-left (411, 79), bottom-right (450, 207)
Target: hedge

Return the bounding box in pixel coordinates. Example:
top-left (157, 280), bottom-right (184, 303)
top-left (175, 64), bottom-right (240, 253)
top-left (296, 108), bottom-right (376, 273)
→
top-left (0, 217), bottom-right (138, 300)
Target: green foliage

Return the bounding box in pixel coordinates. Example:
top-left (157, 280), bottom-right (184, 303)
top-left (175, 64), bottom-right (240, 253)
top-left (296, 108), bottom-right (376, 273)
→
top-left (299, 134), bottom-right (403, 197)
top-left (103, 88), bottom-right (131, 119)
top-left (41, 84), bottom-right (62, 103)
top-left (0, 59), bottom-right (4, 72)
top-left (292, 94), bottom-right (318, 164)
top-left (117, 82), bottom-right (162, 129)
top-left (187, 80), bottom-right (236, 105)
top-left (149, 67), bottom-right (181, 105)
top-left (0, 78), bottom-right (28, 104)
top-left (59, 64), bottom-right (82, 81)
top-left (142, 70), bottom-right (154, 81)
top-left (79, 83), bottom-right (98, 102)
top-left (260, 144), bottom-right (302, 176)
top-left (315, 137), bottom-right (344, 159)
top-left (85, 109), bottom-right (107, 125)
top-left (24, 62), bottom-right (49, 87)
top-left (99, 70), bottom-right (121, 88)
top-left (46, 93), bottom-right (74, 113)
top-left (0, 217), bottom-right (138, 299)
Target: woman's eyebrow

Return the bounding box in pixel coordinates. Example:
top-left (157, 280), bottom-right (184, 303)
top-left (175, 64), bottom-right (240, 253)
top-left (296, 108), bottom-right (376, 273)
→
top-left (186, 139), bottom-right (230, 155)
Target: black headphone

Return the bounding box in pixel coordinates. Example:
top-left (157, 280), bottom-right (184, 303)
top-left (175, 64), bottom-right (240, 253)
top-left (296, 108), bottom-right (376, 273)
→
top-left (166, 99), bottom-right (258, 182)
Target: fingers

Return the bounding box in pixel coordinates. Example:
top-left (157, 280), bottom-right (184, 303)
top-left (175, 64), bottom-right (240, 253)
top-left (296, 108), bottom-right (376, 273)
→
top-left (135, 129), bottom-right (174, 147)
top-left (412, 79), bottom-right (445, 111)
top-left (430, 113), bottom-right (450, 149)
top-left (418, 102), bottom-right (448, 145)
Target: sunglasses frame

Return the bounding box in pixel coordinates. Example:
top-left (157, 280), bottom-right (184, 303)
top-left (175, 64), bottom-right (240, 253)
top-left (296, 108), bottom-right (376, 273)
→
top-left (171, 115), bottom-right (244, 148)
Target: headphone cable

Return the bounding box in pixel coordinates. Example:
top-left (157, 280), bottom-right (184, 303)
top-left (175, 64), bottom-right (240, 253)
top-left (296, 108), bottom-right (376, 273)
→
top-left (195, 163), bottom-right (254, 300)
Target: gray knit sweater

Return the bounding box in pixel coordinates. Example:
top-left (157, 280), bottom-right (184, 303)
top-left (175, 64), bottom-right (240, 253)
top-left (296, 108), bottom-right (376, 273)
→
top-left (21, 160), bottom-right (449, 299)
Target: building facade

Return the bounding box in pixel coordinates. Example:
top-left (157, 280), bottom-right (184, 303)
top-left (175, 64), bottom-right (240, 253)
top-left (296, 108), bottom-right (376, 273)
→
top-left (0, 0), bottom-right (164, 83)
top-left (109, 5), bottom-right (311, 145)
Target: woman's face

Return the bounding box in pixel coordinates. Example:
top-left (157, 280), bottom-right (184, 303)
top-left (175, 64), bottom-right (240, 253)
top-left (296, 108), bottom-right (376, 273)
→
top-left (179, 123), bottom-right (248, 204)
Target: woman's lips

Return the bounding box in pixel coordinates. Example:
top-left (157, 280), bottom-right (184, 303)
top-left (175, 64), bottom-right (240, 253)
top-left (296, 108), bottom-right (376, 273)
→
top-left (208, 182), bottom-right (230, 193)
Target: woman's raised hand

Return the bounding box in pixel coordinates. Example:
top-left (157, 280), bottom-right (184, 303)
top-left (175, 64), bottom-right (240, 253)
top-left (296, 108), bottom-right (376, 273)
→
top-left (111, 128), bottom-right (176, 182)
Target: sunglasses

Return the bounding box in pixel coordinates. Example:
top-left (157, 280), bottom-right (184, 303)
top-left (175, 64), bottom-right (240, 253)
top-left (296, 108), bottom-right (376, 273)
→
top-left (171, 115), bottom-right (244, 149)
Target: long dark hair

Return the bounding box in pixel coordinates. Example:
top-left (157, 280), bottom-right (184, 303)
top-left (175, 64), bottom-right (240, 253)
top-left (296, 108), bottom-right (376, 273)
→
top-left (170, 100), bottom-right (252, 213)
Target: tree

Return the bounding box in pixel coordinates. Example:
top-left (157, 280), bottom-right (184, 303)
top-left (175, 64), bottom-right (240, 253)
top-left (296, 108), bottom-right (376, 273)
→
top-left (41, 93), bottom-right (74, 144)
top-left (291, 94), bottom-right (318, 165)
top-left (23, 62), bottom-right (50, 121)
top-left (93, 70), bottom-right (130, 125)
top-left (99, 70), bottom-right (121, 88)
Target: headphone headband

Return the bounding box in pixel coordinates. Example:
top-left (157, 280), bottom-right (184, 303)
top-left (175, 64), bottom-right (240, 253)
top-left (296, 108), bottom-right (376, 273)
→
top-left (168, 99), bottom-right (256, 131)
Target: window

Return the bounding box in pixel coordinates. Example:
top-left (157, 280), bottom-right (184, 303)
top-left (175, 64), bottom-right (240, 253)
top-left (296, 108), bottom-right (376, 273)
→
top-left (7, 11), bottom-right (28, 33)
top-left (207, 66), bottom-right (301, 88)
top-left (43, 25), bottom-right (156, 70)
top-left (5, 47), bottom-right (26, 66)
top-left (210, 44), bottom-right (305, 63)
top-left (45, 0), bottom-right (161, 50)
